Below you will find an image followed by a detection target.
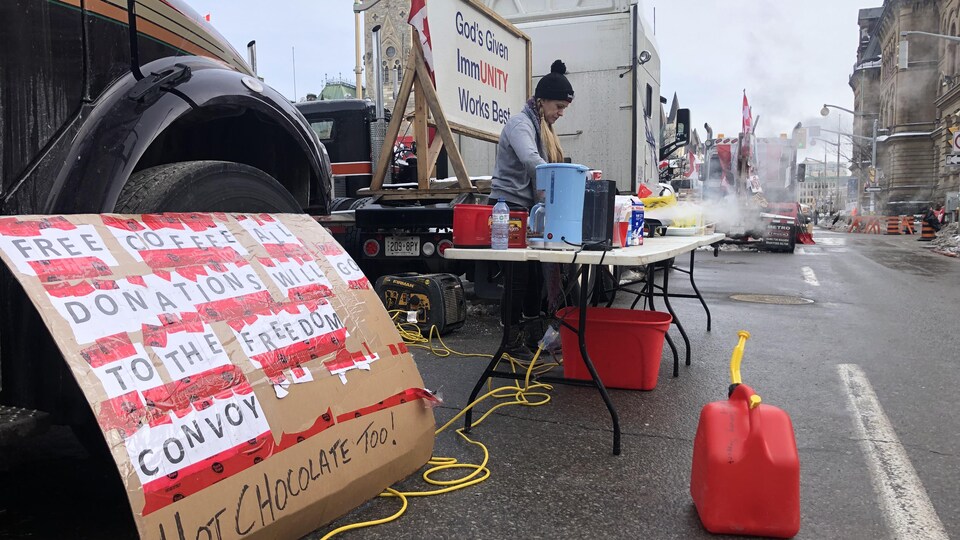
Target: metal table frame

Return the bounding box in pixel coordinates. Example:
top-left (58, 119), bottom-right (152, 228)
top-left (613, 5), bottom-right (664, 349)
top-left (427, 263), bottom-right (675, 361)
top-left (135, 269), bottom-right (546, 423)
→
top-left (445, 234), bottom-right (724, 455)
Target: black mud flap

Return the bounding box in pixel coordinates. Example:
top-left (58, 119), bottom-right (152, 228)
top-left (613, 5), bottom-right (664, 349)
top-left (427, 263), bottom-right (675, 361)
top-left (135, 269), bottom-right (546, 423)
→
top-left (0, 405), bottom-right (50, 445)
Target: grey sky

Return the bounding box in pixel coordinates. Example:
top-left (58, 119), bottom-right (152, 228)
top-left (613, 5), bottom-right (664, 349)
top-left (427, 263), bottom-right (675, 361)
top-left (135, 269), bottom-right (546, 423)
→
top-left (192, 0), bottom-right (867, 161)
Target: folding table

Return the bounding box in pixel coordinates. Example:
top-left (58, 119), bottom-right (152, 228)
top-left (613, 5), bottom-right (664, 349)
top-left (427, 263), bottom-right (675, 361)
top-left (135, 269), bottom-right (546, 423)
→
top-left (444, 233), bottom-right (724, 455)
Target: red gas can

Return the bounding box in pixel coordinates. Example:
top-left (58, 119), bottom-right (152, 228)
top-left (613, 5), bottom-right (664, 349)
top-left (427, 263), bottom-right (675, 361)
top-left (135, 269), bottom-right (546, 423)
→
top-left (690, 331), bottom-right (800, 538)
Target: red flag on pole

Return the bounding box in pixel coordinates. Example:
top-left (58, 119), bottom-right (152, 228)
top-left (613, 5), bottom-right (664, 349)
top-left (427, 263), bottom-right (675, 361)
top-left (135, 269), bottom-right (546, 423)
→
top-left (408, 0), bottom-right (434, 82)
top-left (742, 90), bottom-right (752, 135)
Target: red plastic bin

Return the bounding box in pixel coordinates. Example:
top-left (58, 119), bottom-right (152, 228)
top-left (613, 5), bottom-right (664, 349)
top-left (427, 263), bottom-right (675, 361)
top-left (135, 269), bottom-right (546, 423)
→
top-left (558, 307), bottom-right (672, 390)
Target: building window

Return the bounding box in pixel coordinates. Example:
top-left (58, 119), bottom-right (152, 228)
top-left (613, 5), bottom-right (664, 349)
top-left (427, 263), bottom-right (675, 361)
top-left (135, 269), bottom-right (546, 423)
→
top-left (386, 45), bottom-right (397, 58)
top-left (951, 22), bottom-right (959, 75)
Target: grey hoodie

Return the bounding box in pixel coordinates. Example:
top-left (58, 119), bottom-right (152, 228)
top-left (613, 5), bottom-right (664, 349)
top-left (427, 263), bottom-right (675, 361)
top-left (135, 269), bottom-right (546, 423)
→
top-left (489, 103), bottom-right (545, 208)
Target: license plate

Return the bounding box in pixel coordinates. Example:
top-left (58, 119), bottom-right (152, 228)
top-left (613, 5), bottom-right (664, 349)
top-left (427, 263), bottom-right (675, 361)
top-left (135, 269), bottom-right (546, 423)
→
top-left (385, 236), bottom-right (419, 256)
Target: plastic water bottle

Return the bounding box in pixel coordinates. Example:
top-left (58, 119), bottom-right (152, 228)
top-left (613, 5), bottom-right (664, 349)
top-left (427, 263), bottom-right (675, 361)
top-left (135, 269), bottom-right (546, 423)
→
top-left (491, 198), bottom-right (510, 250)
top-left (629, 199), bottom-right (645, 246)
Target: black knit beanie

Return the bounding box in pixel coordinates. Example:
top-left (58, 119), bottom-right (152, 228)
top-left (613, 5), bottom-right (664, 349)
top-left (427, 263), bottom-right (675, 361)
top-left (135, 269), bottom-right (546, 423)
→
top-left (535, 60), bottom-right (574, 102)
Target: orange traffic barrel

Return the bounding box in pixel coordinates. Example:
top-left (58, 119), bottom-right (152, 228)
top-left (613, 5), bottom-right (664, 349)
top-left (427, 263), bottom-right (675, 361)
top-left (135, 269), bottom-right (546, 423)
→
top-left (919, 221), bottom-right (936, 241)
top-left (901, 215), bottom-right (915, 235)
top-left (886, 216), bottom-right (900, 235)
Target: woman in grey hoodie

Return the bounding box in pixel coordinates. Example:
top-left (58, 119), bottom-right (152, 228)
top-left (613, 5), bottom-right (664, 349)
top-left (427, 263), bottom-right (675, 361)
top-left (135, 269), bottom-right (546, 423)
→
top-left (489, 60), bottom-right (574, 359)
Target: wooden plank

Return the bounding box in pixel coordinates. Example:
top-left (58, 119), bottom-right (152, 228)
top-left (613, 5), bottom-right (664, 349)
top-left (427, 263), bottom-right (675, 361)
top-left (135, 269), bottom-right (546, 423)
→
top-left (426, 134), bottom-right (444, 179)
top-left (526, 34), bottom-right (533, 98)
top-left (412, 42), bottom-right (473, 189)
top-left (360, 189), bottom-right (478, 200)
top-left (413, 76), bottom-right (431, 189)
top-left (370, 47), bottom-right (417, 191)
top-left (415, 117), bottom-right (499, 144)
top-left (448, 122), bottom-right (500, 143)
top-left (461, 0), bottom-right (531, 41)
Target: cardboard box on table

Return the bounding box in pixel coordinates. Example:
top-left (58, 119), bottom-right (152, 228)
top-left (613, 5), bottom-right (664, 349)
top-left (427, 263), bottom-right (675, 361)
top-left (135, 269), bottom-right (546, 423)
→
top-left (0, 212), bottom-right (435, 539)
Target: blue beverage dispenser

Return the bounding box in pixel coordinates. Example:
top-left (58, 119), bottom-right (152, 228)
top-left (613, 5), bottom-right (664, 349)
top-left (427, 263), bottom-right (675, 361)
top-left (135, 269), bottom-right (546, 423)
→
top-left (534, 163), bottom-right (589, 249)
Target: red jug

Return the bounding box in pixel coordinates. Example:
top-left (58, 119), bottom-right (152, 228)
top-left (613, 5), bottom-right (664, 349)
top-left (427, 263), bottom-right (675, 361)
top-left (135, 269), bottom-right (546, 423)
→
top-left (690, 331), bottom-right (800, 538)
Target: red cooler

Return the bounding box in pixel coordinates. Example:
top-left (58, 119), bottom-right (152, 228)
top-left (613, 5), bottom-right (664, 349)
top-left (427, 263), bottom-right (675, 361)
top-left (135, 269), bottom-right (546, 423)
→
top-left (452, 204), bottom-right (527, 248)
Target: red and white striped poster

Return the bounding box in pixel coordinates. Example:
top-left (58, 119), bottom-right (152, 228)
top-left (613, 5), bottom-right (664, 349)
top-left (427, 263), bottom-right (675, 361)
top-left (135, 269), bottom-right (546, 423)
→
top-left (0, 213), bottom-right (436, 540)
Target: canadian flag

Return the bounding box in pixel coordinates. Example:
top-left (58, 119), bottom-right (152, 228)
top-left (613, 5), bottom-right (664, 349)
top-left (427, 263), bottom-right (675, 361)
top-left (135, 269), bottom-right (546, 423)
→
top-left (684, 153), bottom-right (698, 178)
top-left (742, 90), bottom-right (752, 135)
top-left (408, 0), bottom-right (434, 80)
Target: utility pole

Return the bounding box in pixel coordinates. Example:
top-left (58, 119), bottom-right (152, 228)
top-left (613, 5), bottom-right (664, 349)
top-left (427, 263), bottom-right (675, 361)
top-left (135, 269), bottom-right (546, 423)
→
top-left (871, 118), bottom-right (878, 213)
top-left (354, 0), bottom-right (363, 98)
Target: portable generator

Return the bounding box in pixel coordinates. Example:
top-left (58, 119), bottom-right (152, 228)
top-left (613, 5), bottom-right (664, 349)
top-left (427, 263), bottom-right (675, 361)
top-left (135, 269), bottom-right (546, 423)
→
top-left (374, 273), bottom-right (467, 335)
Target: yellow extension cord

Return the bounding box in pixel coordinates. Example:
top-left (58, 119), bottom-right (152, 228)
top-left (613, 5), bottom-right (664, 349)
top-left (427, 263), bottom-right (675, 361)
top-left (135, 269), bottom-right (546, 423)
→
top-left (318, 311), bottom-right (559, 539)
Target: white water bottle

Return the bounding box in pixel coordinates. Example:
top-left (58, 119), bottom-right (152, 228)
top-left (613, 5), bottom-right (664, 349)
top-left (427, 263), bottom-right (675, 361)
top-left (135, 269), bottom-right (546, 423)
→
top-left (491, 198), bottom-right (510, 250)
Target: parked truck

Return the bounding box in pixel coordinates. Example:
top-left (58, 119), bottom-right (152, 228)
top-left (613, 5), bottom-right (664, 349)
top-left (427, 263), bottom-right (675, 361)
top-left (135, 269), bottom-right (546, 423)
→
top-left (314, 0), bottom-right (688, 284)
top-left (1, 0), bottom-right (333, 440)
top-left (700, 126), bottom-right (803, 252)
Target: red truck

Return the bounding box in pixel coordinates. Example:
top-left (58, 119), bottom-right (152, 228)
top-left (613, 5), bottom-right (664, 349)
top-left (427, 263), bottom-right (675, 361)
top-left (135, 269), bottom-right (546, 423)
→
top-left (700, 126), bottom-right (804, 252)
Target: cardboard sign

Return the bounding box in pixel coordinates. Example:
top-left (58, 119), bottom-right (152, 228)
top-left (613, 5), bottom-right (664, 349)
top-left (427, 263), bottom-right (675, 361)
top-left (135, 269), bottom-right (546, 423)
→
top-left (0, 213), bottom-right (436, 539)
top-left (428, 0), bottom-right (531, 141)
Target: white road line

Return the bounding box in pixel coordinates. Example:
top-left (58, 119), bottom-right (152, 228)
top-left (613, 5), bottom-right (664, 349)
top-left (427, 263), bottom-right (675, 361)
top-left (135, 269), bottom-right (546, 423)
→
top-left (801, 266), bottom-right (819, 286)
top-left (837, 364), bottom-right (948, 540)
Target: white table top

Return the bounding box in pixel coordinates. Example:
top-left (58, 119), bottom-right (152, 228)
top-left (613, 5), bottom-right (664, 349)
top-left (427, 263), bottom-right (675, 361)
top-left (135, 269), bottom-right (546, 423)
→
top-left (445, 233), bottom-right (725, 266)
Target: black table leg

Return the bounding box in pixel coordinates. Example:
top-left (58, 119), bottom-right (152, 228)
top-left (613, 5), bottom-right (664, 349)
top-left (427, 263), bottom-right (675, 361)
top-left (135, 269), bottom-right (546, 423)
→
top-left (646, 263), bottom-right (679, 374)
top-left (688, 250), bottom-right (711, 332)
top-left (659, 262), bottom-right (691, 367)
top-left (464, 262), bottom-right (513, 433)
top-left (576, 264), bottom-right (621, 456)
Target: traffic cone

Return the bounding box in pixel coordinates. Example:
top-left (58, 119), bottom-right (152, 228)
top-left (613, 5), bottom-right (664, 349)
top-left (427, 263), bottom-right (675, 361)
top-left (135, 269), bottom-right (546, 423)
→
top-left (886, 216), bottom-right (900, 235)
top-left (918, 221), bottom-right (936, 241)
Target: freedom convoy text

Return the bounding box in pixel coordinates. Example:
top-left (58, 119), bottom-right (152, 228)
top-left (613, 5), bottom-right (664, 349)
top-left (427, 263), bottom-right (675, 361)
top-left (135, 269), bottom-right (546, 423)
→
top-left (0, 213), bottom-right (431, 537)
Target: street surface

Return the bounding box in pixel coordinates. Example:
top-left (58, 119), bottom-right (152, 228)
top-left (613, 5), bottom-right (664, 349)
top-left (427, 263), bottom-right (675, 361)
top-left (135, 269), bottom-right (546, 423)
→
top-left (2, 230), bottom-right (959, 539)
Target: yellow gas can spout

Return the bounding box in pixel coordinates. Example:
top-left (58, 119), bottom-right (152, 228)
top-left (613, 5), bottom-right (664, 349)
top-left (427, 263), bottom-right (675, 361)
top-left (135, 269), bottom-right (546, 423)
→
top-left (729, 330), bottom-right (751, 385)
top-left (728, 330), bottom-right (761, 408)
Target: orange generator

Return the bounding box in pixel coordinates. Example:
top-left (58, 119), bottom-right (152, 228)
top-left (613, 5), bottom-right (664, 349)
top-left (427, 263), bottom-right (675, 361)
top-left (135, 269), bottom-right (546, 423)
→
top-left (690, 331), bottom-right (800, 538)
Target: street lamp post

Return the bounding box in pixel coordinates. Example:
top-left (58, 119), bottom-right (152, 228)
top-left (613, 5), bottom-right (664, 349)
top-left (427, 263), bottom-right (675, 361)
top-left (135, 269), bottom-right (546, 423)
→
top-left (822, 104), bottom-right (878, 213)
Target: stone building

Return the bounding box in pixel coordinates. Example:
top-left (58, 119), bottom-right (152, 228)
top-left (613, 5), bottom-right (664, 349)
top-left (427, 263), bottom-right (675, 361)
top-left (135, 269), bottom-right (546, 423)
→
top-left (850, 9), bottom-right (882, 194)
top-left (363, 0), bottom-right (414, 116)
top-left (933, 0), bottom-right (960, 199)
top-left (855, 0), bottom-right (960, 210)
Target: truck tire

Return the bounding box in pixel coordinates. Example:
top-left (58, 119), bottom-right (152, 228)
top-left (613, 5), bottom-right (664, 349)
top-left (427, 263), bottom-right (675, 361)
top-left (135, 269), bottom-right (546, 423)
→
top-left (348, 197), bottom-right (371, 210)
top-left (331, 197), bottom-right (355, 212)
top-left (116, 161), bottom-right (302, 213)
top-left (63, 162), bottom-right (300, 453)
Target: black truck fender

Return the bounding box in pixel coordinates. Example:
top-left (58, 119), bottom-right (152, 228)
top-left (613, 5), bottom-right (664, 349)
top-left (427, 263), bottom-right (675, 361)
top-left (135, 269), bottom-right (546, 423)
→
top-left (40, 55), bottom-right (332, 214)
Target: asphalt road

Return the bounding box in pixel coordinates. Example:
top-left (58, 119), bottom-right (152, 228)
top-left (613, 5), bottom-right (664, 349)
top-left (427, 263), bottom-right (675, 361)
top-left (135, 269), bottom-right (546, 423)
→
top-left (2, 229), bottom-right (958, 539)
